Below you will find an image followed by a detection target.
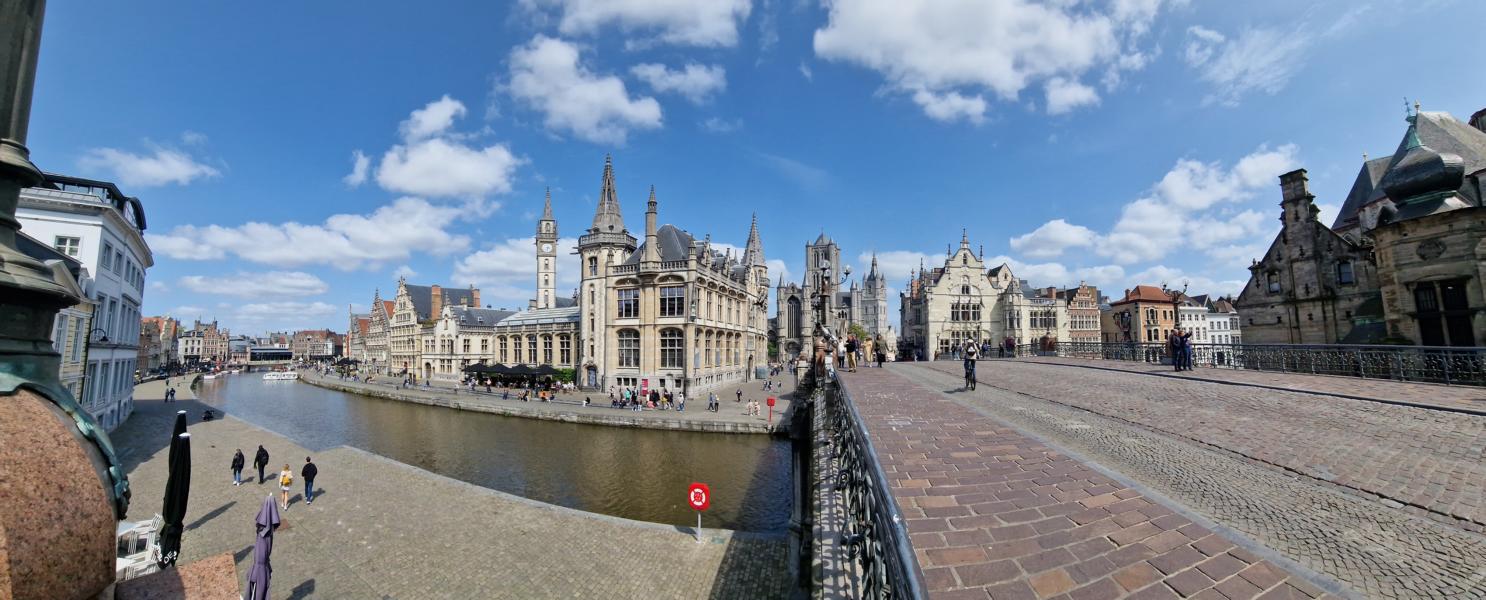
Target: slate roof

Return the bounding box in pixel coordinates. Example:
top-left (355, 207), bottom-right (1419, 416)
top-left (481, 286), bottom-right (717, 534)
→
top-left (496, 306), bottom-right (580, 327)
top-left (1332, 111), bottom-right (1486, 230)
top-left (404, 284), bottom-right (478, 320)
top-left (622, 224), bottom-right (694, 265)
top-left (448, 306), bottom-right (516, 328)
top-left (553, 296), bottom-right (577, 308)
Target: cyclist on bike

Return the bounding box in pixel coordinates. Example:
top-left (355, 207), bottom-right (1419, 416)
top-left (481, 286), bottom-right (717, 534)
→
top-left (962, 339), bottom-right (979, 390)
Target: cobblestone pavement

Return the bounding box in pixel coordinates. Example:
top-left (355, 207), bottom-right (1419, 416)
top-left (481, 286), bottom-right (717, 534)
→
top-left (1003, 357), bottom-right (1486, 412)
top-left (898, 363), bottom-right (1486, 599)
top-left (836, 367), bottom-right (1333, 600)
top-left (300, 370), bottom-right (796, 434)
top-left (115, 383), bottom-right (790, 599)
top-left (930, 360), bottom-right (1486, 529)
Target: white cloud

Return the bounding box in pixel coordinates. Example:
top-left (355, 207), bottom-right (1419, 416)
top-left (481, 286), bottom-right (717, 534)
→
top-left (766, 259), bottom-right (791, 284)
top-left (911, 89), bottom-right (987, 124)
top-left (1128, 265), bottom-right (1246, 297)
top-left (866, 250), bottom-right (933, 284)
top-left (179, 271), bottom-right (329, 298)
top-left (148, 280), bottom-right (169, 292)
top-left (799, 62), bottom-right (813, 81)
top-left (1009, 219), bottom-right (1097, 259)
top-left (451, 236), bottom-right (582, 308)
top-left (393, 265), bottom-right (418, 279)
top-left (813, 0), bottom-right (1174, 120)
top-left (1183, 25), bottom-right (1308, 106)
top-left (377, 138), bottom-right (523, 198)
top-left (700, 117), bottom-right (742, 133)
top-left (78, 145), bottom-right (220, 187)
top-left (170, 306), bottom-right (207, 318)
top-left (343, 150), bottom-right (370, 186)
top-left (180, 131), bottom-right (208, 146)
top-left (1044, 77), bottom-right (1100, 115)
top-left (507, 35), bottom-right (663, 145)
top-left (524, 0), bottom-right (752, 47)
top-left (233, 301), bottom-right (339, 326)
top-left (400, 95), bottom-right (467, 141)
top-left (145, 197), bottom-right (469, 270)
top-left (631, 63), bottom-right (727, 104)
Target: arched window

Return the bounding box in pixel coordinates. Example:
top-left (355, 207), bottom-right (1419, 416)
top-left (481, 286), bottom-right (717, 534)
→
top-left (660, 329), bottom-right (684, 368)
top-left (705, 331), bottom-right (714, 367)
top-left (617, 329), bottom-right (640, 367)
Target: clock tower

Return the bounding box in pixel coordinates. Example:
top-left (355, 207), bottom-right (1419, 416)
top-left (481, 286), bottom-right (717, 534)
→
top-left (536, 188), bottom-right (558, 309)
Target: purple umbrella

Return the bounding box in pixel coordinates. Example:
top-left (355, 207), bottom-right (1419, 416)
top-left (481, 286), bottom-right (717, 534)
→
top-left (244, 494), bottom-right (280, 600)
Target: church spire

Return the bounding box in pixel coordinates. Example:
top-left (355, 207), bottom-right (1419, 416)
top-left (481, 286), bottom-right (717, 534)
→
top-left (542, 187), bottom-right (553, 220)
top-left (744, 212), bottom-right (765, 267)
top-left (641, 185), bottom-right (660, 263)
top-left (590, 154), bottom-right (626, 233)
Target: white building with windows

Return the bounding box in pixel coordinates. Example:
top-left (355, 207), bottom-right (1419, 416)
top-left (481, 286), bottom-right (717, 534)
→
top-left (17, 173), bottom-right (152, 431)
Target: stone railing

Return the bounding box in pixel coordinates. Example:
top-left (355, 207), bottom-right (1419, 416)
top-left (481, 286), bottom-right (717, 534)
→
top-left (1013, 341), bottom-right (1486, 386)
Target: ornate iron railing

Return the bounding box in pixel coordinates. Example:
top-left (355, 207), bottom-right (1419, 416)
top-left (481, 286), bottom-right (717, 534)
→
top-left (822, 373), bottom-right (926, 599)
top-left (1013, 341), bottom-right (1486, 386)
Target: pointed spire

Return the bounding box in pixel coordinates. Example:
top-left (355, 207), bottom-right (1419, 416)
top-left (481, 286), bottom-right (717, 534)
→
top-left (744, 212), bottom-right (765, 266)
top-left (641, 184), bottom-right (660, 263)
top-left (591, 154), bottom-right (626, 233)
top-left (960, 228), bottom-right (970, 250)
top-left (541, 187), bottom-right (553, 220)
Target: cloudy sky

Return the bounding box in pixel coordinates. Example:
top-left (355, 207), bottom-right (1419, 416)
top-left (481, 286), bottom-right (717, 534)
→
top-left (25, 0), bottom-right (1486, 334)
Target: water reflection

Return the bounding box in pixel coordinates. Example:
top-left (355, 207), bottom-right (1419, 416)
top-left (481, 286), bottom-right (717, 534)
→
top-left (195, 375), bottom-right (791, 532)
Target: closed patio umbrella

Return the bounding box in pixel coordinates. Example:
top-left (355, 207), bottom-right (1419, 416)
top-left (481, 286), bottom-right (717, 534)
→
top-left (157, 431), bottom-right (191, 568)
top-left (245, 494), bottom-right (280, 600)
top-left (168, 409), bottom-right (187, 465)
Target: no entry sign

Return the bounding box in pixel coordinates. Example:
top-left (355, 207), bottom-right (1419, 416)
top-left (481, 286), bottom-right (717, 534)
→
top-left (688, 482), bottom-right (711, 511)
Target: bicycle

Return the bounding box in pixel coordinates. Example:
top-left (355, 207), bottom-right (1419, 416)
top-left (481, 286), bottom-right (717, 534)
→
top-left (963, 360), bottom-right (977, 391)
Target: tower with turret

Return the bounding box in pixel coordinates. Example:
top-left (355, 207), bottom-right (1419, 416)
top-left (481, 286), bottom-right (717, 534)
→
top-left (535, 188), bottom-right (558, 309)
top-left (577, 155), bottom-right (637, 387)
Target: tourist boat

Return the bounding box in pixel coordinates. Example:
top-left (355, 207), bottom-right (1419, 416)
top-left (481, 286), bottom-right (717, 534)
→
top-left (201, 373), bottom-right (218, 380)
top-left (262, 372), bottom-right (299, 381)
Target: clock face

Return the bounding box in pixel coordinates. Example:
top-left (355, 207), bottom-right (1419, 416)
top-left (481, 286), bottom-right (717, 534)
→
top-left (541, 243), bottom-right (553, 253)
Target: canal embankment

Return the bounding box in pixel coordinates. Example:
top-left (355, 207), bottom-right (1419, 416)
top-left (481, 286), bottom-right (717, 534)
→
top-left (116, 383), bottom-right (793, 598)
top-left (299, 371), bottom-right (797, 435)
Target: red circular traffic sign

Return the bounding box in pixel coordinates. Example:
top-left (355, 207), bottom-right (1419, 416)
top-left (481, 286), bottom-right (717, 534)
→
top-left (688, 482), bottom-right (711, 511)
top-left (766, 396), bottom-right (776, 407)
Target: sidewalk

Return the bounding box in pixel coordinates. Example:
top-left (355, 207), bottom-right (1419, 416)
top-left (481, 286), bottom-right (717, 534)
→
top-left (1001, 356), bottom-right (1486, 413)
top-left (300, 371), bottom-right (798, 434)
top-left (837, 367), bottom-right (1335, 600)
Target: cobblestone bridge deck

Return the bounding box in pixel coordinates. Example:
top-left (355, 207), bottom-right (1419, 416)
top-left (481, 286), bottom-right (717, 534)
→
top-left (837, 361), bottom-right (1486, 599)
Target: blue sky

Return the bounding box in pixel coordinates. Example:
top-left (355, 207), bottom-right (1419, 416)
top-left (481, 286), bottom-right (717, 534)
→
top-left (24, 0), bottom-right (1486, 335)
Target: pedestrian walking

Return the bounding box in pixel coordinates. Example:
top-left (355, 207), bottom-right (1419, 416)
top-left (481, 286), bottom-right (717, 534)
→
top-left (231, 449), bottom-right (245, 486)
top-left (253, 445), bottom-right (270, 484)
top-left (677, 391), bottom-right (685, 412)
top-left (301, 457), bottom-right (318, 505)
top-left (735, 388), bottom-right (743, 403)
top-left (278, 464), bottom-right (294, 510)
top-left (708, 391), bottom-right (718, 412)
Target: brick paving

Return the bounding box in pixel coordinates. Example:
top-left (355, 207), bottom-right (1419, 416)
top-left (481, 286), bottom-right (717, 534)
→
top-left (930, 360), bottom-right (1486, 530)
top-left (1005, 356), bottom-right (1486, 412)
top-left (899, 364), bottom-right (1486, 599)
top-left (300, 370), bottom-right (796, 434)
top-left (115, 380), bottom-right (790, 599)
top-left (835, 367), bottom-right (1332, 600)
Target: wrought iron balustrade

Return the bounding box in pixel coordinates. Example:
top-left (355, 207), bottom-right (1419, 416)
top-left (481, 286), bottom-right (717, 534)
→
top-left (1012, 341), bottom-right (1486, 386)
top-left (821, 373), bottom-right (926, 599)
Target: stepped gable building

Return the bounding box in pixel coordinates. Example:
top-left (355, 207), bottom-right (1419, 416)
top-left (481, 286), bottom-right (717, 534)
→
top-left (899, 231), bottom-right (1071, 359)
top-left (388, 278), bottom-right (479, 376)
top-left (577, 155), bottom-right (769, 392)
top-left (345, 309), bottom-right (370, 361)
top-left (1237, 103), bottom-right (1486, 345)
top-left (365, 292), bottom-right (393, 373)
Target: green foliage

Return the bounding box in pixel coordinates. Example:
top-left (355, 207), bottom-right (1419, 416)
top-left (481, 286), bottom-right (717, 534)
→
top-left (768, 340), bottom-right (779, 358)
top-left (848, 323), bottom-right (870, 340)
top-left (555, 367), bottom-right (576, 383)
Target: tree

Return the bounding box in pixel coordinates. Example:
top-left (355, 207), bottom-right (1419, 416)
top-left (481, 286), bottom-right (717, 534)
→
top-left (848, 323), bottom-right (870, 340)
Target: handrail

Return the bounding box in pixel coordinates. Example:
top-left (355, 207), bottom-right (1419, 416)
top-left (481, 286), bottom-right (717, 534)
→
top-left (1003, 341), bottom-right (1486, 386)
top-left (825, 371), bottom-right (926, 599)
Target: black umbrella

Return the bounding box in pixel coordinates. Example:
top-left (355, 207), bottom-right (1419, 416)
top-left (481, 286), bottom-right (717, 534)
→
top-left (167, 410), bottom-right (187, 465)
top-left (157, 431), bottom-right (191, 568)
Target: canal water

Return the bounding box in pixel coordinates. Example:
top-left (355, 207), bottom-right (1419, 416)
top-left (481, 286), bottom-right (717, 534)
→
top-left (194, 375), bottom-right (792, 533)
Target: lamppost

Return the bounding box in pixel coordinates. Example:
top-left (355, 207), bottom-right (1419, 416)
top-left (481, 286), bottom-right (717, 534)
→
top-left (685, 297), bottom-right (697, 397)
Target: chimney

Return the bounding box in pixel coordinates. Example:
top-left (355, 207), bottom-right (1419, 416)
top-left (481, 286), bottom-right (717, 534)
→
top-left (1471, 108), bottom-right (1486, 135)
top-left (431, 284), bottom-right (443, 316)
top-left (470, 286), bottom-right (481, 308)
top-left (1278, 169), bottom-right (1312, 203)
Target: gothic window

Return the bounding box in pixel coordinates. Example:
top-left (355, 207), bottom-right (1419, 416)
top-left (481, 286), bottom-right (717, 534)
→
top-left (589, 257), bottom-right (598, 276)
top-left (617, 329), bottom-right (640, 367)
top-left (542, 335), bottom-right (553, 364)
top-left (559, 335), bottom-right (571, 364)
top-left (527, 335), bottom-right (538, 364)
top-left (660, 328), bottom-right (684, 368)
top-left (705, 331), bottom-right (714, 367)
top-left (617, 289), bottom-right (639, 318)
top-left (1337, 261), bottom-right (1355, 285)
top-left (660, 286), bottom-right (686, 317)
top-left (499, 337), bottom-right (508, 363)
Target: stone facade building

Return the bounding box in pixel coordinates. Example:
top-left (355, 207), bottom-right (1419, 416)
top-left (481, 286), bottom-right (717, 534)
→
top-left (899, 232), bottom-right (1071, 359)
top-left (1101, 285), bottom-right (1179, 344)
top-left (388, 279), bottom-right (480, 377)
top-left (137, 315), bottom-right (178, 372)
top-left (1046, 284), bottom-right (1102, 344)
top-left (1237, 105), bottom-right (1486, 345)
top-left (291, 329), bottom-right (342, 362)
top-left (345, 309), bottom-right (370, 362)
top-left (576, 157), bottom-right (769, 392)
top-left (177, 319), bottom-right (230, 365)
top-left (366, 293), bottom-right (393, 373)
top-left (774, 233), bottom-right (843, 360)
